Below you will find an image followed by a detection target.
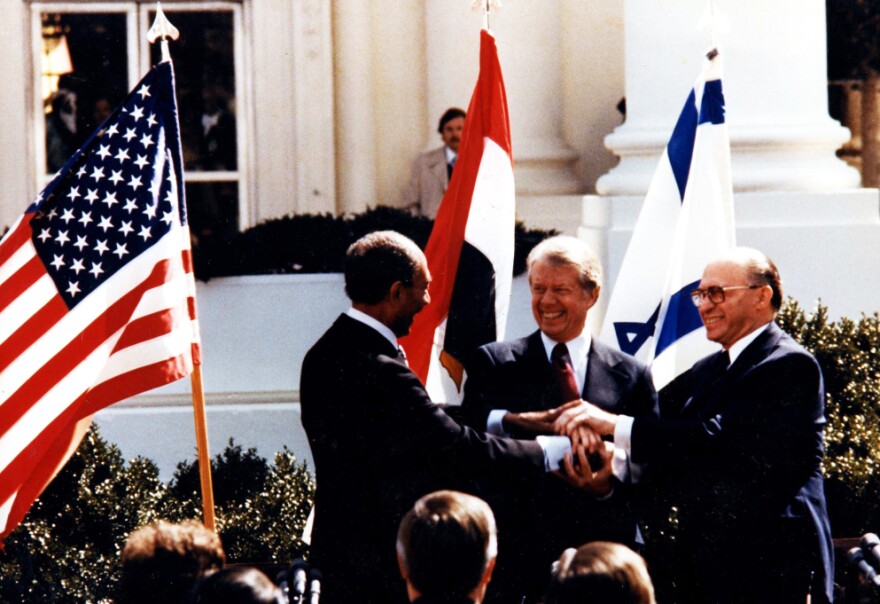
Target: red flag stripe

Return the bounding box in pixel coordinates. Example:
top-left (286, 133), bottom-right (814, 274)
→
top-left (0, 259), bottom-right (174, 438)
top-left (82, 354), bottom-right (191, 416)
top-left (113, 306), bottom-right (183, 353)
top-left (0, 216), bottom-right (33, 268)
top-left (0, 255), bottom-right (46, 315)
top-left (0, 294), bottom-right (68, 374)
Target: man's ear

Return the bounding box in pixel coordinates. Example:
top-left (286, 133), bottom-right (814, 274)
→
top-left (388, 281), bottom-right (405, 303)
top-left (755, 284), bottom-right (773, 310)
top-left (585, 285), bottom-right (600, 310)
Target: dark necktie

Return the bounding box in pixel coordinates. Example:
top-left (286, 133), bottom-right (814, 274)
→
top-left (551, 343), bottom-right (581, 404)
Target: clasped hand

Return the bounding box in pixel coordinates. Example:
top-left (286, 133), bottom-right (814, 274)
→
top-left (551, 399), bottom-right (620, 496)
top-left (506, 399), bottom-right (620, 495)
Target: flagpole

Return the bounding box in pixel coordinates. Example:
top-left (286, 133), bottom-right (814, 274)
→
top-left (148, 2), bottom-right (216, 532)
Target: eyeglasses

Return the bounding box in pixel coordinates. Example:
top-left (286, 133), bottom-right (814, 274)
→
top-left (690, 285), bottom-right (761, 307)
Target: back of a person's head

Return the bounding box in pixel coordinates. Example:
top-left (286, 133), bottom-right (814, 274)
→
top-left (543, 542), bottom-right (655, 604)
top-left (397, 490), bottom-right (497, 600)
top-left (344, 230), bottom-right (423, 305)
top-left (190, 566), bottom-right (283, 604)
top-left (117, 519), bottom-right (226, 604)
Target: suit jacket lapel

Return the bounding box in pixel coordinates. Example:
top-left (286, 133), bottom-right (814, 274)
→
top-left (684, 323), bottom-right (780, 418)
top-left (584, 341), bottom-right (626, 409)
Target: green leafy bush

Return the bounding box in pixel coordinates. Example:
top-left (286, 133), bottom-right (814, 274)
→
top-left (776, 300), bottom-right (880, 537)
top-left (0, 428), bottom-right (314, 603)
top-left (192, 206), bottom-right (557, 280)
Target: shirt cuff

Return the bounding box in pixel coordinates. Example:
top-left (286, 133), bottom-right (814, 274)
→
top-left (614, 415), bottom-right (635, 454)
top-left (486, 409), bottom-right (509, 436)
top-left (536, 435), bottom-right (571, 472)
top-left (611, 415), bottom-right (635, 483)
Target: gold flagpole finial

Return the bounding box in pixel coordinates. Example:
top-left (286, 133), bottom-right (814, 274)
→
top-left (147, 2), bottom-right (180, 63)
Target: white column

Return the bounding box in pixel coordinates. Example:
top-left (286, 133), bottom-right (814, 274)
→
top-left (291, 0), bottom-right (336, 214)
top-left (598, 0), bottom-right (860, 195)
top-left (333, 0), bottom-right (375, 214)
top-left (423, 0), bottom-right (583, 196)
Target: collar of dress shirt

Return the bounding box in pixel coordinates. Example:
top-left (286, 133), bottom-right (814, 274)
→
top-left (726, 321), bottom-right (771, 365)
top-left (444, 145), bottom-right (457, 165)
top-left (540, 330), bottom-right (591, 392)
top-left (346, 307), bottom-right (399, 351)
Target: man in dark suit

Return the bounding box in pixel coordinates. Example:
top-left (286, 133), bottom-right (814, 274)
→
top-left (555, 247), bottom-right (834, 604)
top-left (300, 231), bottom-right (593, 604)
top-left (460, 235), bottom-right (659, 603)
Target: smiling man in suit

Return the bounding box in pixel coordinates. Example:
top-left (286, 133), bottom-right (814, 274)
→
top-left (300, 231), bottom-right (581, 604)
top-left (460, 235), bottom-right (659, 603)
top-left (555, 247), bottom-right (835, 604)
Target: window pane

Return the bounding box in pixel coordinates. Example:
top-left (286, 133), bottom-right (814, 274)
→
top-left (41, 12), bottom-right (128, 173)
top-left (186, 182), bottom-right (239, 246)
top-left (150, 11), bottom-right (237, 172)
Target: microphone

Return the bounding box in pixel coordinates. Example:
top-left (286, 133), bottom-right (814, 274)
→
top-left (275, 569), bottom-right (290, 601)
top-left (287, 559), bottom-right (309, 603)
top-left (848, 547), bottom-right (880, 588)
top-left (861, 533), bottom-right (880, 570)
top-left (308, 569), bottom-right (322, 604)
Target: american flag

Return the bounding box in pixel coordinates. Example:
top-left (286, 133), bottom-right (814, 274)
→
top-left (0, 61), bottom-right (200, 542)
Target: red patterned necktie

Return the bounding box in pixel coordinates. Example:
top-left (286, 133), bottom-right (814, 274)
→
top-left (551, 343), bottom-right (581, 403)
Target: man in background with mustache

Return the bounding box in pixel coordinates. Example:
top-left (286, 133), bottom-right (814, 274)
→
top-left (404, 107), bottom-right (465, 218)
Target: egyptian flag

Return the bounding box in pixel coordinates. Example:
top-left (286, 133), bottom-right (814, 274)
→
top-left (399, 28), bottom-right (515, 404)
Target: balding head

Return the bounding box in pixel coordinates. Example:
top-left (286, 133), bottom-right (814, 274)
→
top-left (695, 247), bottom-right (781, 350)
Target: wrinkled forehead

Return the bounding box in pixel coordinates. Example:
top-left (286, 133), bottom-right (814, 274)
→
top-left (700, 260), bottom-right (747, 286)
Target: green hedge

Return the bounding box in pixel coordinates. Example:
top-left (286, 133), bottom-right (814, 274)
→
top-left (191, 206), bottom-right (557, 280)
top-left (0, 429), bottom-right (314, 603)
top-left (0, 301), bottom-right (878, 602)
top-left (776, 301), bottom-right (880, 537)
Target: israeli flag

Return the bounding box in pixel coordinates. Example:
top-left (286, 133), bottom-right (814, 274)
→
top-left (599, 49), bottom-right (735, 389)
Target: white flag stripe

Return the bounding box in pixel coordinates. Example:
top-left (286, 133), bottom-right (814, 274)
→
top-left (463, 138), bottom-right (516, 340)
top-left (0, 275), bottom-right (57, 345)
top-left (0, 238), bottom-right (36, 289)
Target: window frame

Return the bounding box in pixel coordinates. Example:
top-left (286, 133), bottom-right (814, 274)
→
top-left (31, 1), bottom-right (251, 231)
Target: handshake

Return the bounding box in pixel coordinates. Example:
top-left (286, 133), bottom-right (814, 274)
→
top-left (505, 400), bottom-right (621, 497)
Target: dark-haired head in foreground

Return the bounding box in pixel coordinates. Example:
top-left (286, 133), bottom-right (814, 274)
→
top-left (397, 490), bottom-right (497, 603)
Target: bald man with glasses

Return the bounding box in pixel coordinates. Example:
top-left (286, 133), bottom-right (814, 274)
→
top-left (555, 247), bottom-right (834, 604)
